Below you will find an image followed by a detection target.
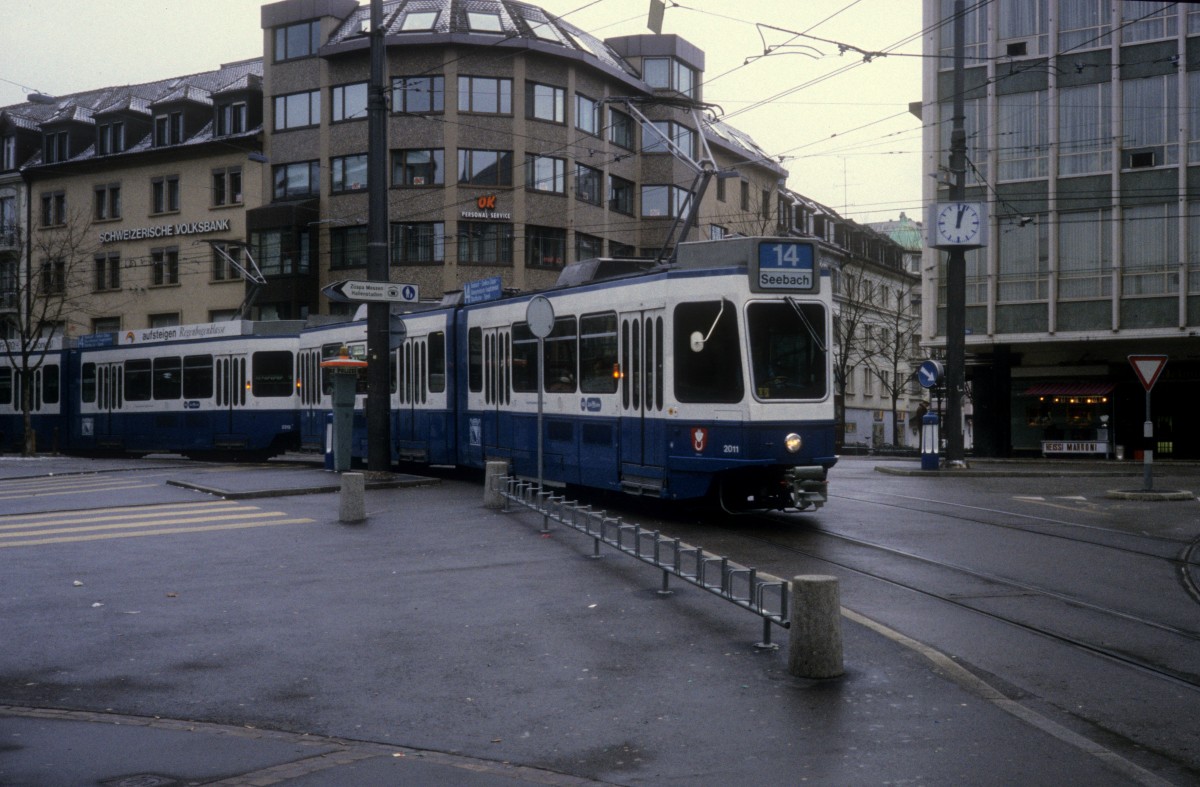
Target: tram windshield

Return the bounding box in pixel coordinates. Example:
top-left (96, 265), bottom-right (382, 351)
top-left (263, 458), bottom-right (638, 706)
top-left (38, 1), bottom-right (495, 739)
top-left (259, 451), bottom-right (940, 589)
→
top-left (748, 301), bottom-right (827, 400)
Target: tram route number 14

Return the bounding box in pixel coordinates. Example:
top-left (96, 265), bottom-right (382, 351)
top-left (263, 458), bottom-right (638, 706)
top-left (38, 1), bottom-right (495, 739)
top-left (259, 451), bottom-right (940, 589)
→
top-left (757, 242), bottom-right (815, 291)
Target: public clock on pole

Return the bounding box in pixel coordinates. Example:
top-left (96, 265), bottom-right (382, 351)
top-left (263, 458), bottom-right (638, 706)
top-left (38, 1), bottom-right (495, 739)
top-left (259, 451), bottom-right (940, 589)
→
top-left (928, 201), bottom-right (988, 248)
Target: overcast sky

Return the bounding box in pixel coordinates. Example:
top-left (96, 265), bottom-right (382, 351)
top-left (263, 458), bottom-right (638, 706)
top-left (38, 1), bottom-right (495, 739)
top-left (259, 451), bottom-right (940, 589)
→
top-left (0, 0), bottom-right (924, 224)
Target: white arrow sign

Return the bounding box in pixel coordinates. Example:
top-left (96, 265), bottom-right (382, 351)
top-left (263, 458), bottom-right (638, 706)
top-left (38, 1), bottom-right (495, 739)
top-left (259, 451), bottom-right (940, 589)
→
top-left (323, 279), bottom-right (419, 303)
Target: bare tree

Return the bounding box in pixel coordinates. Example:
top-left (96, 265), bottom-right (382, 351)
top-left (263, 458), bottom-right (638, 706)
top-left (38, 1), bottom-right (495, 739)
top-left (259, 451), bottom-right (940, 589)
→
top-left (830, 260), bottom-right (881, 432)
top-left (866, 278), bottom-right (921, 446)
top-left (4, 208), bottom-right (103, 454)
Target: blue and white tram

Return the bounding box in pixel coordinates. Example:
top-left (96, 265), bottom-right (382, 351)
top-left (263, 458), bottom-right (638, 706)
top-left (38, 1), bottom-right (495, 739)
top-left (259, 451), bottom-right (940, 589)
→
top-left (454, 236), bottom-right (836, 511)
top-left (66, 321), bottom-right (304, 459)
top-left (0, 338), bottom-right (66, 453)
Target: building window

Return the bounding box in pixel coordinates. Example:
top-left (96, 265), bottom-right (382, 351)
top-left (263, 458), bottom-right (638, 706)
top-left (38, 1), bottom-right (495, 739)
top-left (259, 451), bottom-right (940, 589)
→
top-left (149, 313), bottom-right (180, 328)
top-left (458, 149), bottom-right (512, 186)
top-left (93, 183), bottom-right (121, 221)
top-left (1123, 203), bottom-right (1178, 296)
top-left (151, 247), bottom-right (179, 286)
top-left (94, 252), bottom-right (120, 291)
top-left (0, 196), bottom-right (14, 243)
top-left (526, 82), bottom-right (565, 123)
top-left (332, 82), bottom-right (368, 122)
top-left (1121, 1), bottom-right (1176, 43)
top-left (40, 191), bottom-right (66, 226)
top-left (527, 225), bottom-right (566, 268)
top-left (1059, 210), bottom-right (1112, 300)
top-left (43, 130), bottom-right (69, 163)
top-left (212, 166), bottom-right (243, 206)
top-left (1059, 83), bottom-right (1111, 175)
top-left (576, 94), bottom-right (600, 135)
top-left (997, 91), bottom-right (1047, 180)
top-left (576, 232), bottom-right (603, 261)
top-left (998, 0), bottom-right (1048, 54)
top-left (940, 97), bottom-right (988, 184)
top-left (2, 135), bottom-right (15, 170)
top-left (996, 215), bottom-right (1049, 302)
top-left (1059, 0), bottom-right (1110, 49)
top-left (331, 154), bottom-right (368, 193)
top-left (643, 120), bottom-right (695, 158)
top-left (937, 0), bottom-right (986, 62)
top-left (274, 90), bottom-right (321, 130)
top-left (608, 175), bottom-right (634, 214)
top-left (251, 228), bottom-right (311, 276)
top-left (216, 101), bottom-right (247, 136)
top-left (272, 161), bottom-right (319, 199)
top-left (400, 10), bottom-right (438, 30)
top-left (716, 177), bottom-right (726, 202)
top-left (710, 224), bottom-right (728, 240)
top-left (458, 222), bottom-right (513, 264)
top-left (93, 317), bottom-right (121, 334)
top-left (609, 108), bottom-right (634, 149)
top-left (97, 121), bottom-right (125, 155)
top-left (643, 57), bottom-right (695, 97)
top-left (526, 154), bottom-right (565, 193)
top-left (154, 111), bottom-right (185, 146)
top-left (274, 19), bottom-right (320, 61)
top-left (1122, 74), bottom-right (1178, 167)
top-left (392, 148), bottom-right (443, 186)
top-left (391, 221), bottom-right (445, 264)
top-left (467, 11), bottom-right (503, 32)
top-left (41, 258), bottom-right (66, 294)
top-left (575, 164), bottom-right (602, 205)
top-left (330, 226), bottom-right (368, 269)
top-left (641, 185), bottom-right (690, 218)
top-left (211, 242), bottom-right (244, 281)
top-left (458, 76), bottom-right (512, 114)
top-left (151, 176), bottom-right (180, 214)
top-left (739, 180), bottom-right (750, 211)
top-left (392, 76), bottom-right (444, 113)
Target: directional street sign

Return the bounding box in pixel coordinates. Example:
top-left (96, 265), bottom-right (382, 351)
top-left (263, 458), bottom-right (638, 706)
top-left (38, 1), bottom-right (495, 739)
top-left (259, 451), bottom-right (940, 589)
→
top-left (1129, 354), bottom-right (1167, 392)
top-left (322, 279), bottom-right (419, 303)
top-left (917, 359), bottom-right (944, 389)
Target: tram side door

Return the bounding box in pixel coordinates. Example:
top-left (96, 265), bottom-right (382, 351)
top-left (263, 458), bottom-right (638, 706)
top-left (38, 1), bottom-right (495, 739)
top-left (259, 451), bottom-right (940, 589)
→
top-left (92, 362), bottom-right (123, 443)
top-left (481, 327), bottom-right (512, 459)
top-left (618, 309), bottom-right (665, 483)
top-left (213, 353), bottom-right (248, 439)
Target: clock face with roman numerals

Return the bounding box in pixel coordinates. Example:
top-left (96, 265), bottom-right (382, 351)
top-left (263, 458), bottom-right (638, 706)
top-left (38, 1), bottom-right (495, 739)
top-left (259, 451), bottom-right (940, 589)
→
top-left (934, 202), bottom-right (984, 246)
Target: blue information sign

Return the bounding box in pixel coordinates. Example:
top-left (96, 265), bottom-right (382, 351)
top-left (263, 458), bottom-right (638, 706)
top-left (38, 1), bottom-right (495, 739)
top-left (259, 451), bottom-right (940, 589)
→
top-left (918, 359), bottom-right (944, 389)
top-left (464, 276), bottom-right (503, 304)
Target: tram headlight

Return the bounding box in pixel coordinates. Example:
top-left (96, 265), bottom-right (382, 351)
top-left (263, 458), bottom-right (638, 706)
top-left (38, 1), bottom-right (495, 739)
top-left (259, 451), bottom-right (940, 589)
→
top-left (785, 432), bottom-right (802, 453)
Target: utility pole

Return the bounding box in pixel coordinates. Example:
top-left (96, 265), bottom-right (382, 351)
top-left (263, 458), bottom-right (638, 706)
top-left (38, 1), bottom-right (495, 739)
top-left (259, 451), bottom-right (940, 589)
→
top-left (944, 0), bottom-right (967, 465)
top-left (365, 0), bottom-right (391, 471)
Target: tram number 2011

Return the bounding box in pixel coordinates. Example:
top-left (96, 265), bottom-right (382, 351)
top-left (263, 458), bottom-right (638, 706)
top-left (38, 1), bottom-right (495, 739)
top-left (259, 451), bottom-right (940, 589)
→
top-left (722, 444), bottom-right (740, 454)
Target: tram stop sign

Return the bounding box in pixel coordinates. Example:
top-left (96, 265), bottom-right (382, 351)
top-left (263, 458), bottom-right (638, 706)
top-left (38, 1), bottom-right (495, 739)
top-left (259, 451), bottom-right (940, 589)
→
top-left (1129, 355), bottom-right (1167, 392)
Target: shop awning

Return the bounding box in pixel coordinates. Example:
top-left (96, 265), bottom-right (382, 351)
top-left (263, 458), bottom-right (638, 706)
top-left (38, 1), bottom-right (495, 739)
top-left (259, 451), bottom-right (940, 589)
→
top-left (1023, 382), bottom-right (1115, 397)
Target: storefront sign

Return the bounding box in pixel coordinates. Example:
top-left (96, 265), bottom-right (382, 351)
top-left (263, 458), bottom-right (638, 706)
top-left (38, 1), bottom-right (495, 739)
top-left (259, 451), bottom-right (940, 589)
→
top-left (460, 194), bottom-right (511, 220)
top-left (1042, 440), bottom-right (1108, 455)
top-left (99, 218), bottom-right (232, 244)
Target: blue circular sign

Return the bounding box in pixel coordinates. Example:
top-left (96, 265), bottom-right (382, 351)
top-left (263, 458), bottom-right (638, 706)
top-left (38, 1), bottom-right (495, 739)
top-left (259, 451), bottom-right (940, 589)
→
top-left (918, 360), bottom-right (944, 389)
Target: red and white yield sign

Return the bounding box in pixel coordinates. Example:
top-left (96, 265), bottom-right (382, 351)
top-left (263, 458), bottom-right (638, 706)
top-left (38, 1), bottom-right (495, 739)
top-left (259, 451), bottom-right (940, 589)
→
top-left (1129, 355), bottom-right (1168, 392)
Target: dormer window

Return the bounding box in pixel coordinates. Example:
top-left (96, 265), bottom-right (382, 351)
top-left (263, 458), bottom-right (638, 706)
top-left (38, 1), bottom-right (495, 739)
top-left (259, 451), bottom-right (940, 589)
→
top-left (154, 111), bottom-right (184, 146)
top-left (43, 130), bottom-right (69, 163)
top-left (467, 11), bottom-right (503, 33)
top-left (400, 11), bottom-right (437, 31)
top-left (216, 102), bottom-right (247, 136)
top-left (97, 121), bottom-right (126, 155)
top-left (643, 57), bottom-right (696, 98)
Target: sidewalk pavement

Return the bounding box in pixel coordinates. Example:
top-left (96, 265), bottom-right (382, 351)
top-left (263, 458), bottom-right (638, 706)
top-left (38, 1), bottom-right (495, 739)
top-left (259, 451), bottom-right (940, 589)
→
top-left (0, 454), bottom-right (1174, 786)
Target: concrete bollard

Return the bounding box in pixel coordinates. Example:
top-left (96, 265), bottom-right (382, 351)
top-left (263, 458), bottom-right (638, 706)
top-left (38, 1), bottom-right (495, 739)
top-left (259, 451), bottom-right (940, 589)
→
top-left (339, 472), bottom-right (366, 523)
top-left (483, 461), bottom-right (508, 509)
top-left (788, 575), bottom-right (844, 679)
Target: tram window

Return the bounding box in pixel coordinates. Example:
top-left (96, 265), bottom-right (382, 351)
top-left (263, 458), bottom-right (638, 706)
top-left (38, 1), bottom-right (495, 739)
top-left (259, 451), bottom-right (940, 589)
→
top-left (580, 313), bottom-right (617, 393)
top-left (747, 302), bottom-right (827, 400)
top-left (468, 327), bottom-right (483, 392)
top-left (429, 331), bottom-right (446, 392)
top-left (183, 355), bottom-right (213, 399)
top-left (42, 364), bottom-right (59, 404)
top-left (252, 351), bottom-right (295, 397)
top-left (674, 301), bottom-right (743, 403)
top-left (543, 317), bottom-right (577, 393)
top-left (153, 356), bottom-right (182, 400)
top-left (512, 323), bottom-right (538, 392)
top-left (125, 359), bottom-right (153, 401)
top-left (81, 363), bottom-right (96, 403)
